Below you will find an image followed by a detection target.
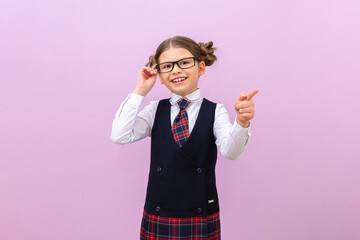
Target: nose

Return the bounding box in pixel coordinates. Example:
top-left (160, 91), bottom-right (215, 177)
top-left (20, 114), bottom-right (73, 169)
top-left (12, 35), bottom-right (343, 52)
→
top-left (172, 63), bottom-right (182, 73)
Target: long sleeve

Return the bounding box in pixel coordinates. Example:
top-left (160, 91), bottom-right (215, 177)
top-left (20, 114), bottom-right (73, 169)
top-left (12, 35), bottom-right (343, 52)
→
top-left (110, 93), bottom-right (158, 145)
top-left (214, 104), bottom-right (251, 160)
top-left (111, 91), bottom-right (252, 159)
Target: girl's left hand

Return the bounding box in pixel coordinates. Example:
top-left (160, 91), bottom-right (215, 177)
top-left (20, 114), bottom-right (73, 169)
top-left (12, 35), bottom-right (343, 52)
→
top-left (234, 89), bottom-right (259, 128)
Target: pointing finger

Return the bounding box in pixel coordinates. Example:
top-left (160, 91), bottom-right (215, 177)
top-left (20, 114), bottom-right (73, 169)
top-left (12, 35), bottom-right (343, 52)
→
top-left (247, 89), bottom-right (259, 100)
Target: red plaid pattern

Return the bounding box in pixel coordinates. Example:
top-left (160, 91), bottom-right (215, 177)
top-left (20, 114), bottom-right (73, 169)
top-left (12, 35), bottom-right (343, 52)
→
top-left (171, 98), bottom-right (190, 147)
top-left (140, 209), bottom-right (221, 239)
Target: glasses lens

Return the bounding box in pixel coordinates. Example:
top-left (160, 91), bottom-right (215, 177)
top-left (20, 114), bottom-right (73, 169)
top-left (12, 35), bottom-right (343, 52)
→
top-left (158, 63), bottom-right (173, 73)
top-left (178, 58), bottom-right (195, 69)
top-left (157, 58), bottom-right (196, 73)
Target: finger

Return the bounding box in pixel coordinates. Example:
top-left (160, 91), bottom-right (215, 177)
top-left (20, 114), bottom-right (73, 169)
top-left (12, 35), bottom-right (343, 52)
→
top-left (235, 92), bottom-right (247, 103)
top-left (143, 67), bottom-right (150, 73)
top-left (144, 67), bottom-right (156, 76)
top-left (238, 106), bottom-right (253, 113)
top-left (237, 99), bottom-right (254, 108)
top-left (235, 101), bottom-right (245, 111)
top-left (141, 67), bottom-right (149, 76)
top-left (152, 65), bottom-right (158, 74)
top-left (240, 95), bottom-right (247, 101)
top-left (247, 89), bottom-right (259, 100)
top-left (238, 113), bottom-right (253, 120)
top-left (237, 101), bottom-right (253, 109)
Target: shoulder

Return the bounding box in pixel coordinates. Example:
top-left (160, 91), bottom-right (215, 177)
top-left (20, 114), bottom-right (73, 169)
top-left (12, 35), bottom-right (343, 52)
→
top-left (203, 97), bottom-right (216, 104)
top-left (143, 97), bottom-right (170, 107)
top-left (142, 99), bottom-right (160, 111)
top-left (213, 102), bottom-right (230, 120)
top-left (137, 99), bottom-right (163, 127)
top-left (143, 98), bottom-right (171, 115)
top-left (202, 98), bottom-right (228, 113)
top-left (158, 98), bottom-right (171, 105)
top-left (202, 98), bottom-right (217, 109)
top-left (138, 99), bottom-right (163, 118)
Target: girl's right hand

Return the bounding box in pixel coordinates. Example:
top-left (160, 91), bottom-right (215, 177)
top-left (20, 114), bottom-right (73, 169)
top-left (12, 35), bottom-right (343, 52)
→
top-left (132, 65), bottom-right (158, 96)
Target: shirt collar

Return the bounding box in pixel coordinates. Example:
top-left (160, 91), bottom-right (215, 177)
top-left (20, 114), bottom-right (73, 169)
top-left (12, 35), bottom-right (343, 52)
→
top-left (170, 88), bottom-right (202, 106)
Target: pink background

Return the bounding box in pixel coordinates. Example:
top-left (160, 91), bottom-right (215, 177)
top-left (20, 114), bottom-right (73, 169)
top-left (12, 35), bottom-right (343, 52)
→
top-left (1, 0), bottom-right (360, 239)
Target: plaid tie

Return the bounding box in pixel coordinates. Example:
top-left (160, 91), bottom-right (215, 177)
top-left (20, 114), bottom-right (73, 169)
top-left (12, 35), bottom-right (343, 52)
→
top-left (172, 98), bottom-right (190, 147)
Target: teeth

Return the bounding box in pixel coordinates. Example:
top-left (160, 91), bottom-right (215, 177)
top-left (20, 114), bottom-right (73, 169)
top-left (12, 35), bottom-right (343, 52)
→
top-left (173, 78), bottom-right (186, 82)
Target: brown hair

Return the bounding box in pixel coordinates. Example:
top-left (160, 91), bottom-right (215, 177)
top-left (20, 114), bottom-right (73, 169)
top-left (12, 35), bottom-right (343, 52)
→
top-left (146, 36), bottom-right (217, 67)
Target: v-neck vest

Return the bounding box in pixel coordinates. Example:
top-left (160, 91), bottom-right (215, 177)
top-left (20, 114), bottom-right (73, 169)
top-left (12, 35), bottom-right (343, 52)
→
top-left (144, 98), bottom-right (219, 218)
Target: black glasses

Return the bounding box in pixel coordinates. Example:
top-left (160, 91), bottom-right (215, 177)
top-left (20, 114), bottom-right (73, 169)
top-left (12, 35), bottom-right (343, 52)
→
top-left (155, 57), bottom-right (199, 73)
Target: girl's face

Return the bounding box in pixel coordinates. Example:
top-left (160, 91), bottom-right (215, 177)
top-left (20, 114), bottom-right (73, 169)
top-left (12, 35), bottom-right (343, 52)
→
top-left (158, 47), bottom-right (205, 97)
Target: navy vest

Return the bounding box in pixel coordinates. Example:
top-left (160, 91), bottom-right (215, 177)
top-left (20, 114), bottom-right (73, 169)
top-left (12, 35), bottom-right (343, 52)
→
top-left (144, 98), bottom-right (219, 217)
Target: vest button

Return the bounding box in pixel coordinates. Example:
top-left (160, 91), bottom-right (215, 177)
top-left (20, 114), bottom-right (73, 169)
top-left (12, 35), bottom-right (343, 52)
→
top-left (197, 168), bottom-right (203, 174)
top-left (157, 167), bottom-right (162, 172)
top-left (155, 206), bottom-right (161, 212)
top-left (197, 207), bottom-right (203, 213)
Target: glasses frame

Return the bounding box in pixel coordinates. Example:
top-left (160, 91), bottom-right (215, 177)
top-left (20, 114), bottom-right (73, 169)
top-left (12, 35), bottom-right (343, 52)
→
top-left (155, 57), bottom-right (199, 73)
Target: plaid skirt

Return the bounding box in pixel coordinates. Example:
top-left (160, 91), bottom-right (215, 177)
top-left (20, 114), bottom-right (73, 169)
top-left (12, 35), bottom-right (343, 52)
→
top-left (140, 209), bottom-right (221, 240)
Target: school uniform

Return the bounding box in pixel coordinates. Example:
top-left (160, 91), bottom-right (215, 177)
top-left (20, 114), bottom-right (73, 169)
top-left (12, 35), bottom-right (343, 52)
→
top-left (111, 88), bottom-right (251, 239)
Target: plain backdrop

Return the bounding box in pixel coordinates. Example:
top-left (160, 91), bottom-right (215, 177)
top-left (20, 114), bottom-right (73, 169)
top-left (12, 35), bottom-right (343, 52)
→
top-left (1, 0), bottom-right (360, 239)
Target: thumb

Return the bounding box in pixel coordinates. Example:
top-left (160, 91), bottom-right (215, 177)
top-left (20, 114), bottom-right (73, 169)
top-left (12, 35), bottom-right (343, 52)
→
top-left (235, 92), bottom-right (247, 103)
top-left (239, 92), bottom-right (247, 101)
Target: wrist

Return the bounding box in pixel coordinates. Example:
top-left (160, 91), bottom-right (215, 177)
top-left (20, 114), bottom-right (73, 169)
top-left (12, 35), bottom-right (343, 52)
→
top-left (132, 87), bottom-right (148, 96)
top-left (236, 118), bottom-right (250, 128)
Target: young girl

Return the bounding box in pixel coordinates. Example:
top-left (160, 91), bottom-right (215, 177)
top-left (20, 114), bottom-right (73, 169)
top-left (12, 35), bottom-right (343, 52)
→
top-left (110, 36), bottom-right (258, 240)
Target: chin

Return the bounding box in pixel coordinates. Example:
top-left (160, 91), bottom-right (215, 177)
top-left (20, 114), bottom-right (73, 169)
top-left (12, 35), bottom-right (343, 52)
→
top-left (176, 89), bottom-right (196, 97)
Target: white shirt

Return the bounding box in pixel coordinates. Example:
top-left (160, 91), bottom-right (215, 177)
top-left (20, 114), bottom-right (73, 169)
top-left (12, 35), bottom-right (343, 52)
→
top-left (110, 89), bottom-right (251, 160)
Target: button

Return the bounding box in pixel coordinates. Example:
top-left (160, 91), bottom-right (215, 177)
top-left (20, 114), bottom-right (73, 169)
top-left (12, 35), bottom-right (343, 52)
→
top-left (197, 207), bottom-right (203, 213)
top-left (155, 206), bottom-right (161, 212)
top-left (157, 167), bottom-right (162, 172)
top-left (197, 168), bottom-right (203, 174)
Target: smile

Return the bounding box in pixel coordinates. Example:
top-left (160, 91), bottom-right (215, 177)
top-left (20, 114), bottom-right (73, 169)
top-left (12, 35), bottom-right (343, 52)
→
top-left (171, 77), bottom-right (187, 83)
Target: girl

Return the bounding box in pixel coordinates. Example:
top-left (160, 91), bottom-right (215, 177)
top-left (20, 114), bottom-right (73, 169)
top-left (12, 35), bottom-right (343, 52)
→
top-left (110, 36), bottom-right (258, 240)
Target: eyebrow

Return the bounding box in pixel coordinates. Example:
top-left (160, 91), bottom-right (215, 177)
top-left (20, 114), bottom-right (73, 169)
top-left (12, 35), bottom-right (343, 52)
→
top-left (158, 57), bottom-right (194, 64)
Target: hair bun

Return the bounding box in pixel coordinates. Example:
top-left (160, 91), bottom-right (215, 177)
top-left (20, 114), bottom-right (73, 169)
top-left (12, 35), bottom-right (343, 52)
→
top-left (198, 41), bottom-right (217, 66)
top-left (146, 54), bottom-right (156, 67)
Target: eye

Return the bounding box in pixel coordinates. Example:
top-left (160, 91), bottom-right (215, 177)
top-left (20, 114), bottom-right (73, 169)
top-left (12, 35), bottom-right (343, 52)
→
top-left (179, 58), bottom-right (194, 67)
top-left (180, 61), bottom-right (190, 66)
top-left (161, 64), bottom-right (172, 69)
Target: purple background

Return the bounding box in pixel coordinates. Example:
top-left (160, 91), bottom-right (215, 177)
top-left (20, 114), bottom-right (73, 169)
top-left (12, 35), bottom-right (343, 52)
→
top-left (1, 0), bottom-right (360, 239)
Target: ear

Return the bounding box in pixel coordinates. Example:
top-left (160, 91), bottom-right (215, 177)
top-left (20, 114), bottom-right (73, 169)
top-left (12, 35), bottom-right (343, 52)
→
top-left (198, 61), bottom-right (206, 76)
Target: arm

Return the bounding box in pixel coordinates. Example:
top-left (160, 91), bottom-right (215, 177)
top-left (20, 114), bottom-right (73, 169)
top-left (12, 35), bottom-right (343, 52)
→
top-left (215, 89), bottom-right (259, 160)
top-left (110, 65), bottom-right (159, 144)
top-left (214, 104), bottom-right (251, 160)
top-left (110, 94), bottom-right (158, 145)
